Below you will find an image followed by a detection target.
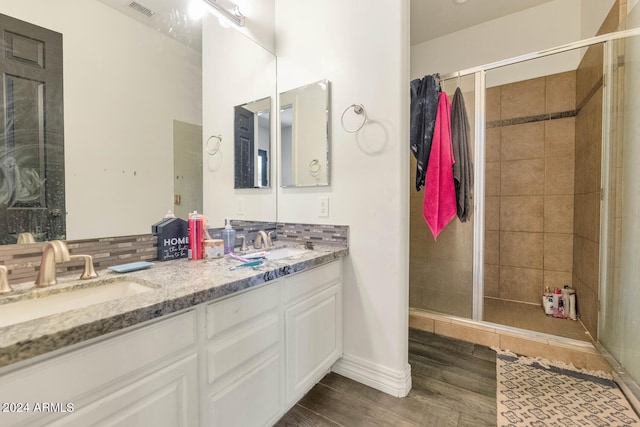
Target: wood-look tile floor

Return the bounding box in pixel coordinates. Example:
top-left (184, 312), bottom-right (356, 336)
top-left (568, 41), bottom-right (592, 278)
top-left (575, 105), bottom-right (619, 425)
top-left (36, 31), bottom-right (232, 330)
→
top-left (275, 328), bottom-right (497, 426)
top-left (483, 298), bottom-right (592, 342)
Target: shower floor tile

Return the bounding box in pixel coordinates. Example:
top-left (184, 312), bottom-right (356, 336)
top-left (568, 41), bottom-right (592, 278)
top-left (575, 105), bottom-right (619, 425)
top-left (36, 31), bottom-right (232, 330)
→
top-left (483, 298), bottom-right (592, 342)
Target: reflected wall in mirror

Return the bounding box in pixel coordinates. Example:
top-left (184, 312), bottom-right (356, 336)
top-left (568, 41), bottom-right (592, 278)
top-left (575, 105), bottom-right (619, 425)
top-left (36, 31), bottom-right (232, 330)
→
top-left (202, 11), bottom-right (277, 227)
top-left (234, 97), bottom-right (271, 189)
top-left (280, 80), bottom-right (331, 187)
top-left (173, 121), bottom-right (203, 219)
top-left (0, 0), bottom-right (277, 245)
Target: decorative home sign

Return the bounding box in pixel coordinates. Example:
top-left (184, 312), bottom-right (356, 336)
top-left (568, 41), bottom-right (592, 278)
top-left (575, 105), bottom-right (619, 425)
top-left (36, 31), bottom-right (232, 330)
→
top-left (152, 218), bottom-right (189, 261)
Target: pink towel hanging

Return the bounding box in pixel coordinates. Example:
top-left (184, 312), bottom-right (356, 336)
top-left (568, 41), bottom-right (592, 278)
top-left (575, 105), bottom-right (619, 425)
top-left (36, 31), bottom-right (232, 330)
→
top-left (423, 92), bottom-right (457, 240)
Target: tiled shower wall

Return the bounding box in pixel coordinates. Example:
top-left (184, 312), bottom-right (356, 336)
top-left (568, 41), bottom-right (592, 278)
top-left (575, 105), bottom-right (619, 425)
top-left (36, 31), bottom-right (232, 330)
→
top-left (484, 71), bottom-right (577, 306)
top-left (573, 45), bottom-right (603, 339)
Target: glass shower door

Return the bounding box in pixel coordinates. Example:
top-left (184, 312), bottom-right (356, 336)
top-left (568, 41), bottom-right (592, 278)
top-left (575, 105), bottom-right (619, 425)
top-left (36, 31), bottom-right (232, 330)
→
top-left (408, 74), bottom-right (476, 318)
top-left (599, 30), bottom-right (640, 391)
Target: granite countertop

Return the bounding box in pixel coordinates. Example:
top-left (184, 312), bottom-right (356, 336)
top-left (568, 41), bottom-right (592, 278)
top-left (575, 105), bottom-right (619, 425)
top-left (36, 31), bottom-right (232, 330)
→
top-left (0, 244), bottom-right (348, 369)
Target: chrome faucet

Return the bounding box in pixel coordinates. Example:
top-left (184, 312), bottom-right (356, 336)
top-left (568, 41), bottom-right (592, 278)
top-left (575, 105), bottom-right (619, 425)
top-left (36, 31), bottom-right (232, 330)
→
top-left (253, 230), bottom-right (272, 249)
top-left (35, 240), bottom-right (98, 287)
top-left (0, 265), bottom-right (11, 294)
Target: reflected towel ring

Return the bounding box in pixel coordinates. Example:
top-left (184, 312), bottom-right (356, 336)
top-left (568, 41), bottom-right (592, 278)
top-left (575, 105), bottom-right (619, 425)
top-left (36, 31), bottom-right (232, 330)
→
top-left (341, 103), bottom-right (367, 133)
top-left (206, 134), bottom-right (222, 155)
top-left (309, 159), bottom-right (321, 176)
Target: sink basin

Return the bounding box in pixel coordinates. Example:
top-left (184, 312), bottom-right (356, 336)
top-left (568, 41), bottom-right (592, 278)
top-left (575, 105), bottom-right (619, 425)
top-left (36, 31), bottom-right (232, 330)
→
top-left (265, 247), bottom-right (310, 260)
top-left (0, 280), bottom-right (154, 328)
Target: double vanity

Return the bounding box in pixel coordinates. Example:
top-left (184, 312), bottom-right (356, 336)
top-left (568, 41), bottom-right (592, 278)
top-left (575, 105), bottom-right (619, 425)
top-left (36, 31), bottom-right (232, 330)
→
top-left (0, 242), bottom-right (347, 426)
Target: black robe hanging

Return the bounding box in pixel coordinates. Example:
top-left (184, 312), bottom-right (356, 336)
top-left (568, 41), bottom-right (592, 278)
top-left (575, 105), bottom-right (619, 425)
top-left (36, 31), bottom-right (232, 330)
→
top-left (410, 74), bottom-right (440, 191)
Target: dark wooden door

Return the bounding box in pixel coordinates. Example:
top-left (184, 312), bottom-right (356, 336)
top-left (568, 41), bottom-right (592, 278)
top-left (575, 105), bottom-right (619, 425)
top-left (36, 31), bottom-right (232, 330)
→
top-left (0, 13), bottom-right (64, 244)
top-left (234, 106), bottom-right (255, 188)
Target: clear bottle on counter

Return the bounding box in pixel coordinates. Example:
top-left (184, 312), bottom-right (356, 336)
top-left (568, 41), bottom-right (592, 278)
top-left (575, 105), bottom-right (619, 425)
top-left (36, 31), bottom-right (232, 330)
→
top-left (221, 219), bottom-right (236, 254)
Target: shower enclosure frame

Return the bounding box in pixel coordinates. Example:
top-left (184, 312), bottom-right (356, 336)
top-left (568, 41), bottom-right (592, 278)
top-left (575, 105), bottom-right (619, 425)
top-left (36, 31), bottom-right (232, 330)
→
top-left (435, 27), bottom-right (640, 326)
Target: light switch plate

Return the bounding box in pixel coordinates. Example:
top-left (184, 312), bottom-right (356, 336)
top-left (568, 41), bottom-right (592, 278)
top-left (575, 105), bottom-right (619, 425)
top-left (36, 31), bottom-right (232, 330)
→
top-left (237, 198), bottom-right (244, 216)
top-left (318, 196), bottom-right (329, 217)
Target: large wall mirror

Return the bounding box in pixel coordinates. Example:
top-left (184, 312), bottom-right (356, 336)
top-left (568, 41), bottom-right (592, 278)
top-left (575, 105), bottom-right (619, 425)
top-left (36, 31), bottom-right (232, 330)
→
top-left (280, 79), bottom-right (331, 187)
top-left (0, 0), bottom-right (277, 245)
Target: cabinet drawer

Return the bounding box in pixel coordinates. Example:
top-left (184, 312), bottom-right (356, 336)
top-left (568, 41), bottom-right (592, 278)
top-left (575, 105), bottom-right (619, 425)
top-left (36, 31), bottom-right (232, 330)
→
top-left (206, 312), bottom-right (280, 387)
top-left (206, 282), bottom-right (280, 339)
top-left (284, 260), bottom-right (341, 305)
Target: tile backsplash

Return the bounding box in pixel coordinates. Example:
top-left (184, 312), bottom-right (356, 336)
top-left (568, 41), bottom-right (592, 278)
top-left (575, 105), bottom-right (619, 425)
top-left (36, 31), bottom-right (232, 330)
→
top-left (0, 235), bottom-right (156, 286)
top-left (276, 222), bottom-right (349, 246)
top-left (0, 221), bottom-right (349, 286)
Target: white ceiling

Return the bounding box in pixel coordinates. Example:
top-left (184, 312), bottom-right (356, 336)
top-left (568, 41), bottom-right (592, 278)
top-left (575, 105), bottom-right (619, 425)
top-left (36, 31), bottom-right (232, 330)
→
top-left (97, 0), bottom-right (558, 52)
top-left (410, 0), bottom-right (556, 45)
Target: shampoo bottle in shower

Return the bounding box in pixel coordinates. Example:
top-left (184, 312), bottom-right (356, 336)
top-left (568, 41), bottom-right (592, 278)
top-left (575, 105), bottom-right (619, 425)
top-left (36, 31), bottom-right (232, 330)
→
top-left (221, 219), bottom-right (236, 254)
top-left (552, 288), bottom-right (564, 318)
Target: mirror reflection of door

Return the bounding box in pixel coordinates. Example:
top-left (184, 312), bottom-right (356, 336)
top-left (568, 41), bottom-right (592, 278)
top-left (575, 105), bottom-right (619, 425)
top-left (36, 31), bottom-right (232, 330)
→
top-left (233, 97), bottom-right (271, 189)
top-left (258, 149), bottom-right (268, 187)
top-left (280, 105), bottom-right (293, 185)
top-left (0, 13), bottom-right (65, 244)
top-left (173, 121), bottom-right (202, 219)
top-left (234, 105), bottom-right (255, 188)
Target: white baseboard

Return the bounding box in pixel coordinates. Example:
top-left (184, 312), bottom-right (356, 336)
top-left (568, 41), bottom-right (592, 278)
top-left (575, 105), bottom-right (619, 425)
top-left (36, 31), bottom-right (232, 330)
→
top-left (331, 354), bottom-right (412, 397)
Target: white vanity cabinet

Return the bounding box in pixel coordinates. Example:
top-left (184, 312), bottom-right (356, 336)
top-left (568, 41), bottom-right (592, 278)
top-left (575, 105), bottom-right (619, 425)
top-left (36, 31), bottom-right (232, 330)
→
top-left (204, 283), bottom-right (283, 427)
top-left (204, 258), bottom-right (343, 426)
top-left (283, 261), bottom-right (343, 407)
top-left (0, 311), bottom-right (199, 427)
top-left (0, 258), bottom-right (344, 427)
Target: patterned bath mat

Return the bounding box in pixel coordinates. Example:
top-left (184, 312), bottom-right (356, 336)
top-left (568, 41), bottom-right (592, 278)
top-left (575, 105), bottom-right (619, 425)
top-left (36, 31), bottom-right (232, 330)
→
top-left (496, 352), bottom-right (640, 426)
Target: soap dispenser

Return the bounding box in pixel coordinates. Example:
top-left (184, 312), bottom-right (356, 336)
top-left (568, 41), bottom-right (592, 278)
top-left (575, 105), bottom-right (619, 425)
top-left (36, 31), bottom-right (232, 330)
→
top-left (221, 219), bottom-right (236, 254)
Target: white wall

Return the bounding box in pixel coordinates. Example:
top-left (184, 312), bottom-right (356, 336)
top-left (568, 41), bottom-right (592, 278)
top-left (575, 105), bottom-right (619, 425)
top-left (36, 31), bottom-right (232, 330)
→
top-left (232, 0), bottom-right (276, 53)
top-left (411, 0), bottom-right (583, 79)
top-left (2, 0), bottom-right (202, 240)
top-left (411, 0), bottom-right (623, 85)
top-left (202, 10), bottom-right (277, 226)
top-left (581, 0), bottom-right (617, 39)
top-left (275, 0), bottom-right (411, 395)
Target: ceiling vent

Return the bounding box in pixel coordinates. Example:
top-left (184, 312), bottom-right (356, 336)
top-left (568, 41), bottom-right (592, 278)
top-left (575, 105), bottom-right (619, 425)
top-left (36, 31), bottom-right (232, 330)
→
top-left (127, 1), bottom-right (155, 18)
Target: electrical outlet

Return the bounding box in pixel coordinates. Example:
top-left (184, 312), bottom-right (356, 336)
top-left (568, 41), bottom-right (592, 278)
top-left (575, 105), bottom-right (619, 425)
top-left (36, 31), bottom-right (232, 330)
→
top-left (318, 196), bottom-right (329, 217)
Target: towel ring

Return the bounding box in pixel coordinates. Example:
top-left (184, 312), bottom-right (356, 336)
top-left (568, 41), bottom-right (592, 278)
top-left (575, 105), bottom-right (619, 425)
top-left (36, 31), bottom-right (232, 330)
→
top-left (341, 103), bottom-right (367, 133)
top-left (309, 159), bottom-right (321, 176)
top-left (206, 134), bottom-right (222, 155)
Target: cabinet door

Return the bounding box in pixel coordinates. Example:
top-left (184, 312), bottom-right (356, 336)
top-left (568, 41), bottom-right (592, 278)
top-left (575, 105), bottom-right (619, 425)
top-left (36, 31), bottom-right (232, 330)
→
top-left (0, 311), bottom-right (197, 427)
top-left (49, 354), bottom-right (198, 427)
top-left (208, 353), bottom-right (281, 427)
top-left (284, 284), bottom-right (342, 406)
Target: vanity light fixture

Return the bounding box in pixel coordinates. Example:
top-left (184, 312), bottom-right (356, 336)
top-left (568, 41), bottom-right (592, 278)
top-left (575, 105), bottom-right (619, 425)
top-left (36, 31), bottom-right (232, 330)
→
top-left (202, 0), bottom-right (246, 27)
